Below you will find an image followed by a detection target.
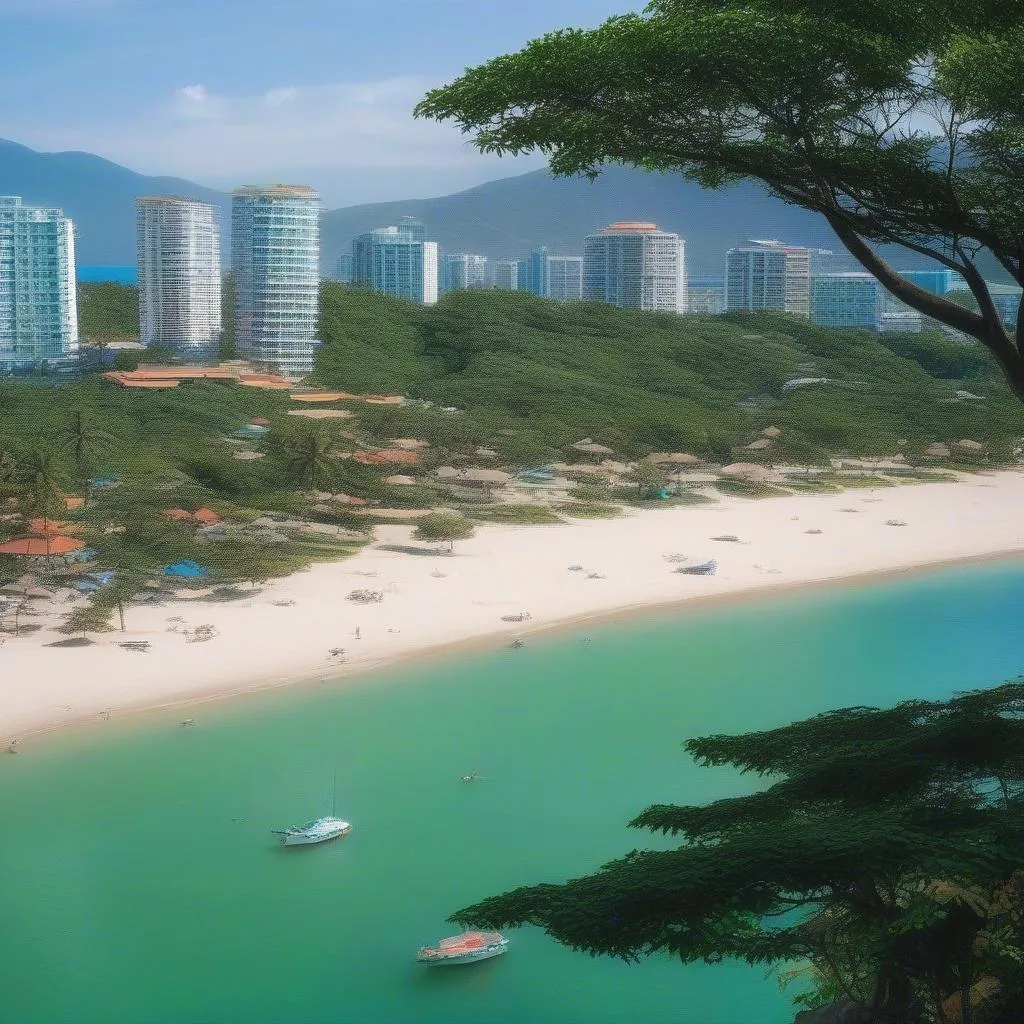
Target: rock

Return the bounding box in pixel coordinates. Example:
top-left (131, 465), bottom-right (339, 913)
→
top-left (761, 426), bottom-right (782, 438)
top-left (955, 439), bottom-right (985, 452)
top-left (923, 443), bottom-right (951, 458)
top-left (720, 462), bottom-right (774, 483)
top-left (746, 438), bottom-right (773, 450)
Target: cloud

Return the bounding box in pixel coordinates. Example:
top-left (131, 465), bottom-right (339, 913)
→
top-left (18, 76), bottom-right (542, 199)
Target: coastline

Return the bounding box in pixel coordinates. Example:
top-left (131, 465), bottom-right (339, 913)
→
top-left (3, 470), bottom-right (1024, 745)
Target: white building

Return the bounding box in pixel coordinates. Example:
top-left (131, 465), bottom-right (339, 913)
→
top-left (231, 185), bottom-right (321, 377)
top-left (442, 254), bottom-right (486, 293)
top-left (491, 259), bottom-right (519, 291)
top-left (136, 196), bottom-right (222, 358)
top-left (583, 222), bottom-right (687, 313)
top-left (725, 242), bottom-right (810, 317)
top-left (0, 196), bottom-right (78, 372)
top-left (548, 256), bottom-right (583, 301)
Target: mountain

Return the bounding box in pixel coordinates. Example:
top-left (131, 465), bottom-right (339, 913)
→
top-left (0, 139), bottom-right (228, 265)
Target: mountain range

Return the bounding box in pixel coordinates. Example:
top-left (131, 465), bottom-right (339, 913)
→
top-left (0, 137), bottom-right (1000, 281)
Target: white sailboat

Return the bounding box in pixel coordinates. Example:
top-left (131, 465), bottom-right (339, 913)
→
top-left (416, 931), bottom-right (509, 966)
top-left (273, 757), bottom-right (352, 847)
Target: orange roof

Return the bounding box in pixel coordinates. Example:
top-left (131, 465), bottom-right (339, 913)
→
top-left (239, 379), bottom-right (292, 390)
top-left (363, 396), bottom-right (403, 405)
top-left (239, 373), bottom-right (292, 384)
top-left (601, 221), bottom-right (660, 232)
top-left (26, 518), bottom-right (84, 536)
top-left (0, 535), bottom-right (85, 555)
top-left (291, 392), bottom-right (349, 403)
top-left (192, 508), bottom-right (222, 524)
top-left (352, 449), bottom-right (420, 465)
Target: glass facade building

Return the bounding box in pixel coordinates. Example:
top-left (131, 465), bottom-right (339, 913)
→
top-left (137, 196), bottom-right (222, 360)
top-left (725, 243), bottom-right (810, 316)
top-left (0, 196), bottom-right (78, 371)
top-left (898, 269), bottom-right (965, 295)
top-left (548, 256), bottom-right (583, 301)
top-left (335, 254), bottom-right (353, 284)
top-left (491, 259), bottom-right (519, 291)
top-left (810, 273), bottom-right (885, 330)
top-left (441, 254), bottom-right (487, 293)
top-left (583, 222), bottom-right (688, 313)
top-left (351, 225), bottom-right (438, 304)
top-left (231, 185), bottom-right (321, 378)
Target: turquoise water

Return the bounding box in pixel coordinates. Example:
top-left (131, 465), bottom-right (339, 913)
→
top-left (77, 266), bottom-right (137, 285)
top-left (1, 560), bottom-right (1023, 1024)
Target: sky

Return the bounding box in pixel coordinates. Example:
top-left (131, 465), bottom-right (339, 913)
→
top-left (0, 0), bottom-right (645, 208)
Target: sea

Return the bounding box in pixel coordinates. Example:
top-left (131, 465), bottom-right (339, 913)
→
top-left (77, 265), bottom-right (137, 285)
top-left (1, 559), bottom-right (1022, 1024)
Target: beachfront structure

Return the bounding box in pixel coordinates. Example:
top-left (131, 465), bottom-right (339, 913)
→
top-left (136, 196), bottom-right (222, 359)
top-left (230, 185), bottom-right (321, 378)
top-left (352, 224), bottom-right (438, 304)
top-left (583, 222), bottom-right (688, 313)
top-left (810, 273), bottom-right (885, 331)
top-left (442, 254), bottom-right (487, 293)
top-left (0, 196), bottom-right (79, 372)
top-left (725, 242), bottom-right (810, 317)
top-left (548, 256), bottom-right (584, 301)
top-left (492, 259), bottom-right (518, 291)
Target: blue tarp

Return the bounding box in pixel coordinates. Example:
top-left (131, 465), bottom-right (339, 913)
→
top-left (163, 560), bottom-right (210, 579)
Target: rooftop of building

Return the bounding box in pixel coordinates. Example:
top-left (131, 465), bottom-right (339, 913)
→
top-left (232, 185), bottom-right (319, 199)
top-left (597, 221), bottom-right (662, 233)
top-left (137, 195), bottom-right (218, 208)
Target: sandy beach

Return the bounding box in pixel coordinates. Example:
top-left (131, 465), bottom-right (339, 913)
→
top-left (3, 471), bottom-right (1023, 743)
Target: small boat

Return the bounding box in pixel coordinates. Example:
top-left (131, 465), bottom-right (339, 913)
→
top-left (416, 931), bottom-right (508, 966)
top-left (676, 559), bottom-right (717, 575)
top-left (272, 816), bottom-right (352, 846)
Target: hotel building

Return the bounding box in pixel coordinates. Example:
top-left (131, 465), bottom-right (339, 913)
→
top-left (0, 196), bottom-right (79, 372)
top-left (231, 185), bottom-right (321, 378)
top-left (351, 223), bottom-right (438, 304)
top-left (583, 222), bottom-right (688, 313)
top-left (725, 242), bottom-right (810, 316)
top-left (810, 273), bottom-right (885, 331)
top-left (441, 254), bottom-right (487, 293)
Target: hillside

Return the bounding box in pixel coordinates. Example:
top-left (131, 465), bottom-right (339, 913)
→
top-left (0, 140), bottom-right (227, 266)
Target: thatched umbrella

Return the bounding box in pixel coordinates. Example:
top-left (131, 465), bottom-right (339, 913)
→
top-left (955, 439), bottom-right (985, 452)
top-left (745, 438), bottom-right (774, 451)
top-left (647, 452), bottom-right (702, 466)
top-left (573, 442), bottom-right (615, 455)
top-left (0, 536), bottom-right (85, 557)
top-left (720, 463), bottom-right (775, 483)
top-left (923, 443), bottom-right (951, 458)
top-left (761, 426), bottom-right (782, 438)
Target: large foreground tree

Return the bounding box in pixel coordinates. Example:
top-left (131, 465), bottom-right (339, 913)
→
top-left (415, 0), bottom-right (1024, 398)
top-left (450, 682), bottom-right (1024, 1023)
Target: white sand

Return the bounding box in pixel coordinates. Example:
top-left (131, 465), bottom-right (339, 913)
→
top-left (3, 471), bottom-right (1023, 742)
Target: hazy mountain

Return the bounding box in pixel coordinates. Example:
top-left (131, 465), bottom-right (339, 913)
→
top-left (1, 139), bottom-right (1007, 282)
top-left (0, 139), bottom-right (228, 266)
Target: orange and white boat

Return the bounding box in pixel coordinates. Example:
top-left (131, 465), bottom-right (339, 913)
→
top-left (415, 931), bottom-right (508, 966)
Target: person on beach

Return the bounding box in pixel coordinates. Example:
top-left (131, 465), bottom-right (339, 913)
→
top-left (354, 627), bottom-right (361, 639)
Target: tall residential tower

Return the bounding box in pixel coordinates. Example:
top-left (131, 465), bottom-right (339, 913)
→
top-left (583, 222), bottom-right (687, 313)
top-left (231, 185), bottom-right (321, 377)
top-left (442, 254), bottom-right (487, 293)
top-left (351, 223), bottom-right (438, 304)
top-left (725, 242), bottom-right (810, 316)
top-left (136, 196), bottom-right (222, 359)
top-left (0, 196), bottom-right (78, 372)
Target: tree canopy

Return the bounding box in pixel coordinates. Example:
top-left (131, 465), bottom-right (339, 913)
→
top-left (415, 0), bottom-right (1024, 398)
top-left (451, 681), bottom-right (1024, 1023)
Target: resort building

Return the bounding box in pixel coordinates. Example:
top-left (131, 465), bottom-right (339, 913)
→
top-left (583, 222), bottom-right (688, 313)
top-left (136, 196), bottom-right (222, 360)
top-left (441, 254), bottom-right (487, 293)
top-left (810, 273), bottom-right (885, 331)
top-left (351, 223), bottom-right (438, 304)
top-left (230, 185), bottom-right (321, 378)
top-left (491, 259), bottom-right (519, 291)
top-left (725, 242), bottom-right (810, 317)
top-left (547, 256), bottom-right (584, 301)
top-left (0, 196), bottom-right (79, 372)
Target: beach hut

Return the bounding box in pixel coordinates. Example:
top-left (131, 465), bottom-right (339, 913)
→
top-left (0, 536), bottom-right (86, 557)
top-left (163, 560), bottom-right (211, 579)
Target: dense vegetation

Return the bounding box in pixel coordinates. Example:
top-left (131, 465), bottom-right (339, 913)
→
top-left (314, 285), bottom-right (1024, 466)
top-left (77, 282), bottom-right (139, 341)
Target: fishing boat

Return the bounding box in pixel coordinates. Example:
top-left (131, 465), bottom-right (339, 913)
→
top-left (272, 816), bottom-right (351, 846)
top-left (676, 559), bottom-right (717, 575)
top-left (416, 931), bottom-right (508, 966)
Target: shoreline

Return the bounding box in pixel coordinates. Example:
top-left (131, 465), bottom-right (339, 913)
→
top-left (3, 471), bottom-right (1024, 747)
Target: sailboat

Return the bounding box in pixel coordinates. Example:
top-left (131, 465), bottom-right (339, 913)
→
top-left (273, 757), bottom-right (352, 847)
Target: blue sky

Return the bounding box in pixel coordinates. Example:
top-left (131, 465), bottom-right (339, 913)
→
top-left (0, 0), bottom-right (644, 207)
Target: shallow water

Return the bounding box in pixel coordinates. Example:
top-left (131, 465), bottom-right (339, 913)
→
top-left (1, 560), bottom-right (1023, 1024)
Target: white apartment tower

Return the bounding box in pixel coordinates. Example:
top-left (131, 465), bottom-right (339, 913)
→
top-left (442, 254), bottom-right (488, 292)
top-left (136, 196), bottom-right (222, 358)
top-left (0, 196), bottom-right (78, 371)
top-left (548, 256), bottom-right (584, 301)
top-left (583, 222), bottom-right (688, 313)
top-left (725, 242), bottom-right (810, 316)
top-left (231, 185), bottom-right (321, 377)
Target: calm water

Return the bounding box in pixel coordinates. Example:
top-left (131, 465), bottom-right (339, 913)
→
top-left (77, 265), bottom-right (137, 285)
top-left (2, 561), bottom-right (1024, 1024)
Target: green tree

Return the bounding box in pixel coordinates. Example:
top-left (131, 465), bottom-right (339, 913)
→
top-left (59, 410), bottom-right (116, 499)
top-left (415, 1), bottom-right (1024, 398)
top-left (449, 681), bottom-right (1024, 1024)
top-left (630, 458), bottom-right (668, 498)
top-left (280, 430), bottom-right (339, 492)
top-left (58, 600), bottom-right (115, 636)
top-left (18, 450), bottom-right (65, 519)
top-left (413, 512), bottom-right (477, 552)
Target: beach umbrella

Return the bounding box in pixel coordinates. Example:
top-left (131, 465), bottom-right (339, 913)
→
top-left (0, 536), bottom-right (86, 556)
top-left (163, 560), bottom-right (210, 579)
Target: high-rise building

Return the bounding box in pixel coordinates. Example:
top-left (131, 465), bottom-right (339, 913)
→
top-left (898, 269), bottom-right (965, 295)
top-left (687, 279), bottom-right (725, 314)
top-left (492, 259), bottom-right (519, 291)
top-left (548, 256), bottom-right (583, 301)
top-left (583, 222), bottom-right (687, 313)
top-left (351, 224), bottom-right (438, 304)
top-left (231, 185), bottom-right (321, 378)
top-left (136, 196), bottom-right (222, 360)
top-left (442, 254), bottom-right (487, 293)
top-left (725, 242), bottom-right (810, 316)
top-left (810, 273), bottom-right (885, 330)
top-left (520, 247), bottom-right (551, 297)
top-left (335, 253), bottom-right (353, 284)
top-left (989, 284), bottom-right (1022, 329)
top-left (396, 216), bottom-right (427, 243)
top-left (0, 196), bottom-right (78, 371)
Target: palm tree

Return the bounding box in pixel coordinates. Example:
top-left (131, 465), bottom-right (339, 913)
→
top-left (59, 410), bottom-right (115, 502)
top-left (284, 430), bottom-right (337, 492)
top-left (18, 450), bottom-right (65, 520)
